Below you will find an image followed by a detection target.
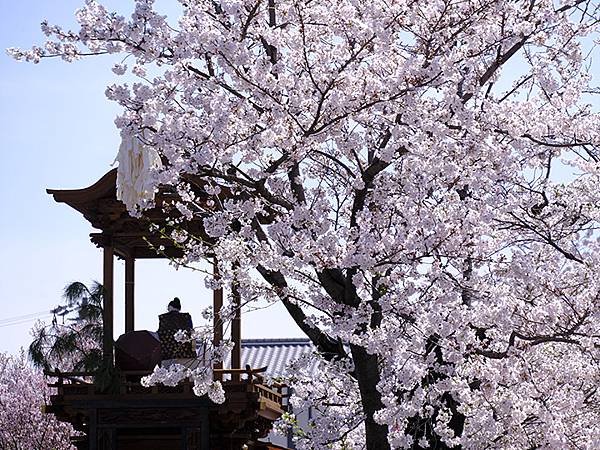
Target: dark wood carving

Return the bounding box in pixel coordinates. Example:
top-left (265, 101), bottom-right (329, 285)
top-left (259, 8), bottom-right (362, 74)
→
top-left (186, 427), bottom-right (204, 450)
top-left (98, 407), bottom-right (207, 426)
top-left (97, 428), bottom-right (116, 450)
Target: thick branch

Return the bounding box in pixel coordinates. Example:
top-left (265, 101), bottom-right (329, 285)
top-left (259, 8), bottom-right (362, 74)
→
top-left (256, 265), bottom-right (350, 364)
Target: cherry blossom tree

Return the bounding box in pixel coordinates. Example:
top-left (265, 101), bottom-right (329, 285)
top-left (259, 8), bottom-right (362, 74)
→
top-left (0, 351), bottom-right (74, 450)
top-left (0, 283), bottom-right (101, 450)
top-left (9, 0), bottom-right (600, 448)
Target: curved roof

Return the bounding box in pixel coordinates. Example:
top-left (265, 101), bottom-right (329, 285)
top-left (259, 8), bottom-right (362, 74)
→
top-left (47, 170), bottom-right (211, 259)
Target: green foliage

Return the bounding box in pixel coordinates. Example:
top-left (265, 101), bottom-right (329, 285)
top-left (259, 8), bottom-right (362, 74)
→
top-left (93, 359), bottom-right (122, 394)
top-left (29, 281), bottom-right (104, 372)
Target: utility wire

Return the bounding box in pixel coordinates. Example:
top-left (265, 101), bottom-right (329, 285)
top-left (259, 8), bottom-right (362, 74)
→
top-left (0, 310), bottom-right (51, 323)
top-left (0, 311), bottom-right (53, 328)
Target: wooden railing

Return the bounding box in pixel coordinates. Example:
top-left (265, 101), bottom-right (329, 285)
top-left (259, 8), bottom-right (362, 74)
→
top-left (45, 366), bottom-right (271, 382)
top-left (44, 366), bottom-right (285, 409)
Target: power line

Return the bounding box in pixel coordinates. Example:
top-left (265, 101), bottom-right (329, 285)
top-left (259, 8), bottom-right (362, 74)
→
top-left (0, 310), bottom-right (51, 323)
top-left (0, 311), bottom-right (53, 328)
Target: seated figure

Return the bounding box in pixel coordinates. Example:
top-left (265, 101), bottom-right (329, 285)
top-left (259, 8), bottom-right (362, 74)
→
top-left (157, 297), bottom-right (197, 368)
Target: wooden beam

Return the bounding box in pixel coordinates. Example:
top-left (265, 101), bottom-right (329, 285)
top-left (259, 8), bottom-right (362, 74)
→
top-left (125, 257), bottom-right (135, 333)
top-left (231, 274), bottom-right (241, 382)
top-left (103, 244), bottom-right (114, 365)
top-left (213, 260), bottom-right (223, 381)
top-left (89, 409), bottom-right (98, 450)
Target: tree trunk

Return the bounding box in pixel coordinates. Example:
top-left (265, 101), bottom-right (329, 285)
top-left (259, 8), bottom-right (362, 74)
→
top-left (350, 344), bottom-right (390, 450)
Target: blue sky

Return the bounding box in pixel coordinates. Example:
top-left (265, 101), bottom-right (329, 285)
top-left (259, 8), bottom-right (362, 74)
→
top-left (0, 0), bottom-right (303, 354)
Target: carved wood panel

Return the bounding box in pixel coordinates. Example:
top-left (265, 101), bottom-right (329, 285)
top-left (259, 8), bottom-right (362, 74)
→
top-left (98, 407), bottom-right (207, 427)
top-left (97, 428), bottom-right (115, 450)
top-left (186, 427), bottom-right (204, 450)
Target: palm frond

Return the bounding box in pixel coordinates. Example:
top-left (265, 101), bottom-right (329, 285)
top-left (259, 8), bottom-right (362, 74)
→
top-left (31, 281), bottom-right (104, 372)
top-left (89, 281), bottom-right (105, 304)
top-left (63, 281), bottom-right (91, 307)
top-left (28, 332), bottom-right (50, 370)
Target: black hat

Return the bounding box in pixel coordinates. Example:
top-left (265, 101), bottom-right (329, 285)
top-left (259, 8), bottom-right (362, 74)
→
top-left (168, 297), bottom-right (181, 311)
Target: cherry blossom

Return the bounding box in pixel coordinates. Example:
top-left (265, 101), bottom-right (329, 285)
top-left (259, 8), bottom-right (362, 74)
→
top-left (0, 351), bottom-right (74, 450)
top-left (10, 0), bottom-right (600, 448)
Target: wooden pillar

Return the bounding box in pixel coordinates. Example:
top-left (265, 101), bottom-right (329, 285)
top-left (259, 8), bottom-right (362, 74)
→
top-left (213, 260), bottom-right (223, 381)
top-left (88, 409), bottom-right (97, 450)
top-left (124, 256), bottom-right (135, 333)
top-left (102, 244), bottom-right (114, 366)
top-left (231, 274), bottom-right (241, 382)
top-left (98, 428), bottom-right (116, 450)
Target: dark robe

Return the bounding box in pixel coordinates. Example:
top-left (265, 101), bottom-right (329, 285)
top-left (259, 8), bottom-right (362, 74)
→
top-left (157, 311), bottom-right (195, 360)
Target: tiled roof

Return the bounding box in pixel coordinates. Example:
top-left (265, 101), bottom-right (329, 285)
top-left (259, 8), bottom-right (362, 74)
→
top-left (222, 338), bottom-right (318, 378)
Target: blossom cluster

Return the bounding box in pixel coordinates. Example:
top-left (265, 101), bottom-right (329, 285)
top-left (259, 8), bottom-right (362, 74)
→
top-left (0, 351), bottom-right (74, 450)
top-left (141, 328), bottom-right (233, 404)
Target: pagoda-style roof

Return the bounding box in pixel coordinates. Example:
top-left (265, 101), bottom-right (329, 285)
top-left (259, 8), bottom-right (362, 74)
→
top-left (47, 169), bottom-right (210, 259)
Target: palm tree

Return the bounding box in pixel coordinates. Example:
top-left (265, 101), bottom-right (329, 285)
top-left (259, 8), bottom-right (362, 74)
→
top-left (29, 281), bottom-right (103, 372)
